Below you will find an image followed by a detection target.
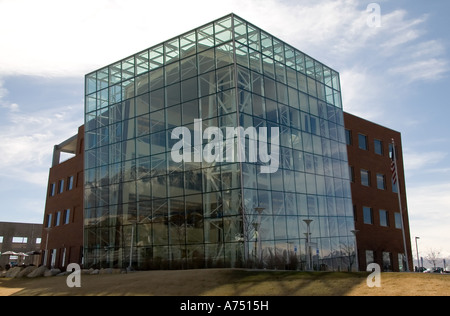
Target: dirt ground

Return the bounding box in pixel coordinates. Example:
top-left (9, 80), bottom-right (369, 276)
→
top-left (1, 269), bottom-right (449, 296)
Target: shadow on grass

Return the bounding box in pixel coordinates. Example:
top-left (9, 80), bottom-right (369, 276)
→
top-left (0, 269), bottom-right (372, 296)
top-left (211, 270), bottom-right (370, 296)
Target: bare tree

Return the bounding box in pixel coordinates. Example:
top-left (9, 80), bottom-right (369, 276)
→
top-left (426, 248), bottom-right (441, 269)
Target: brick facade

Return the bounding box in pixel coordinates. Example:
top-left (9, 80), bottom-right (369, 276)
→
top-left (344, 112), bottom-right (413, 271)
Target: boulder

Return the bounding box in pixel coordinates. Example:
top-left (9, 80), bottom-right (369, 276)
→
top-left (27, 266), bottom-right (49, 278)
top-left (17, 266), bottom-right (37, 278)
top-left (5, 267), bottom-right (22, 278)
top-left (44, 268), bottom-right (61, 277)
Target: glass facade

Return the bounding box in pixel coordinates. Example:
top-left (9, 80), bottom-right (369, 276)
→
top-left (84, 14), bottom-right (355, 271)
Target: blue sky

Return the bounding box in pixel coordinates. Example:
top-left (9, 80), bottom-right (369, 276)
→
top-left (0, 0), bottom-right (449, 262)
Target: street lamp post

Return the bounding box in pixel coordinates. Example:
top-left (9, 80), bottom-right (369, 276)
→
top-left (128, 220), bottom-right (137, 271)
top-left (303, 219), bottom-right (313, 271)
top-left (44, 227), bottom-right (51, 267)
top-left (254, 207), bottom-right (265, 266)
top-left (415, 237), bottom-right (420, 272)
top-left (351, 230), bottom-right (359, 272)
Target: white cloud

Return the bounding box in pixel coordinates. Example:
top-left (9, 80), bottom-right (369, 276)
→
top-left (388, 58), bottom-right (450, 83)
top-left (0, 103), bottom-right (83, 186)
top-left (403, 149), bottom-right (447, 172)
top-left (407, 183), bottom-right (450, 258)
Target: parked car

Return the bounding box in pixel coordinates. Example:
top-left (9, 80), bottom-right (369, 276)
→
top-left (423, 267), bottom-right (443, 274)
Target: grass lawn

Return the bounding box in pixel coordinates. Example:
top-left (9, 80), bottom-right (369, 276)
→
top-left (0, 269), bottom-right (449, 296)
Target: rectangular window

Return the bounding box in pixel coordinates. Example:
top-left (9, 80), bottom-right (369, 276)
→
top-left (358, 133), bottom-right (368, 150)
top-left (12, 237), bottom-right (28, 243)
top-left (36, 238), bottom-right (42, 244)
top-left (0, 236), bottom-right (3, 243)
top-left (366, 250), bottom-right (374, 265)
top-left (51, 249), bottom-right (57, 268)
top-left (374, 139), bottom-right (383, 155)
top-left (363, 206), bottom-right (373, 224)
top-left (46, 214), bottom-right (52, 228)
top-left (67, 176), bottom-right (74, 190)
top-left (49, 183), bottom-right (56, 197)
top-left (345, 129), bottom-right (352, 145)
top-left (349, 166), bottom-right (355, 183)
top-left (361, 169), bottom-right (370, 186)
top-left (377, 173), bottom-right (386, 190)
top-left (379, 209), bottom-right (389, 227)
top-left (383, 252), bottom-right (392, 271)
top-left (395, 212), bottom-right (402, 229)
top-left (58, 179), bottom-right (64, 194)
top-left (55, 211), bottom-right (61, 226)
top-left (64, 209), bottom-right (71, 224)
top-left (62, 248), bottom-right (67, 267)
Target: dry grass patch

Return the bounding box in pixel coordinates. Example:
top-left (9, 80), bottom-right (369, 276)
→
top-left (1, 269), bottom-right (449, 296)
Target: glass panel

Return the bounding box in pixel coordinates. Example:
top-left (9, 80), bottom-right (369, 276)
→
top-left (216, 42), bottom-right (234, 69)
top-left (122, 57), bottom-right (135, 80)
top-left (261, 31), bottom-right (273, 57)
top-left (149, 68), bottom-right (164, 91)
top-left (86, 73), bottom-right (97, 94)
top-left (197, 24), bottom-right (215, 52)
top-left (181, 55), bottom-right (197, 80)
top-left (215, 16), bottom-right (233, 44)
top-left (136, 73), bottom-right (149, 96)
top-left (180, 31), bottom-right (196, 58)
top-left (97, 67), bottom-right (109, 90)
top-left (198, 49), bottom-right (215, 74)
top-left (273, 38), bottom-right (284, 63)
top-left (181, 78), bottom-right (198, 103)
top-left (136, 51), bottom-right (149, 75)
top-left (165, 83), bottom-right (181, 107)
top-left (305, 56), bottom-right (315, 77)
top-left (165, 61), bottom-right (180, 85)
top-left (165, 38), bottom-right (180, 64)
top-left (235, 43), bottom-right (249, 68)
top-left (150, 45), bottom-right (164, 70)
top-left (216, 65), bottom-right (235, 92)
top-left (109, 62), bottom-right (121, 85)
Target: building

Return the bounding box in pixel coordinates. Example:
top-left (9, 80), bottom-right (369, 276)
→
top-left (42, 13), bottom-right (413, 272)
top-left (83, 13), bottom-right (355, 270)
top-left (0, 222), bottom-right (42, 267)
top-left (41, 125), bottom-right (84, 269)
top-left (344, 112), bottom-right (413, 271)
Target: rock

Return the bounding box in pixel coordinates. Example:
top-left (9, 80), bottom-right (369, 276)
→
top-left (90, 269), bottom-right (100, 275)
top-left (27, 266), bottom-right (48, 278)
top-left (17, 266), bottom-right (37, 278)
top-left (5, 267), bottom-right (22, 278)
top-left (44, 268), bottom-right (61, 277)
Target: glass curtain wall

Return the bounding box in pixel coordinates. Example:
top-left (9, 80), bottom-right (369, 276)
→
top-left (84, 14), bottom-right (355, 271)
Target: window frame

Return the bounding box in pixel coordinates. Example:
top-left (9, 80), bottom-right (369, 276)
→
top-left (358, 133), bottom-right (368, 150)
top-left (363, 206), bottom-right (373, 225)
top-left (374, 139), bottom-right (383, 155)
top-left (376, 173), bottom-right (386, 190)
top-left (361, 169), bottom-right (371, 187)
top-left (379, 209), bottom-right (389, 227)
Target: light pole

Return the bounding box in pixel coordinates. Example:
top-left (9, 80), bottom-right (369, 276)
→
top-left (351, 230), bottom-right (359, 272)
top-left (415, 237), bottom-right (420, 272)
top-left (303, 219), bottom-right (313, 271)
top-left (253, 207), bottom-right (265, 266)
top-left (128, 219), bottom-right (137, 271)
top-left (44, 227), bottom-right (51, 267)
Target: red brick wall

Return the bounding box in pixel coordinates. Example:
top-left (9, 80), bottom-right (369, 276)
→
top-left (41, 125), bottom-right (84, 269)
top-left (344, 113), bottom-right (413, 272)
